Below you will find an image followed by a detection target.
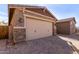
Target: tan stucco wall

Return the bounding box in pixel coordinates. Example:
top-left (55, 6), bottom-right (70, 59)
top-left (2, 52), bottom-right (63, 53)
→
top-left (24, 9), bottom-right (56, 23)
top-left (26, 17), bottom-right (53, 40)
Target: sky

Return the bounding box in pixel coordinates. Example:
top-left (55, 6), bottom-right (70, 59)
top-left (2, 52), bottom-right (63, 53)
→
top-left (0, 4), bottom-right (79, 27)
top-left (0, 4), bottom-right (8, 23)
top-left (38, 4), bottom-right (79, 27)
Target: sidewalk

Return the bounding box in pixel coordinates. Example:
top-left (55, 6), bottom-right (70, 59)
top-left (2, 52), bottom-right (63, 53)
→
top-left (58, 34), bottom-right (79, 54)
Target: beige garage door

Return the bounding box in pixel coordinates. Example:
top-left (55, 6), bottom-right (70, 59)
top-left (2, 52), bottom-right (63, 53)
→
top-left (26, 18), bottom-right (53, 40)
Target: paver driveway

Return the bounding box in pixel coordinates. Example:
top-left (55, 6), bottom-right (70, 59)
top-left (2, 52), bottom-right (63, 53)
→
top-left (0, 39), bottom-right (9, 53)
top-left (1, 35), bottom-right (79, 54)
top-left (7, 36), bottom-right (73, 54)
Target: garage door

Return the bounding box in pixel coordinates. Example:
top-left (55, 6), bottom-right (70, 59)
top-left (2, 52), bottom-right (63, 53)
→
top-left (26, 18), bottom-right (53, 40)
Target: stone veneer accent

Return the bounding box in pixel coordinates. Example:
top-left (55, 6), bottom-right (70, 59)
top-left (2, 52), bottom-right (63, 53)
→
top-left (14, 9), bottom-right (24, 27)
top-left (13, 28), bottom-right (26, 43)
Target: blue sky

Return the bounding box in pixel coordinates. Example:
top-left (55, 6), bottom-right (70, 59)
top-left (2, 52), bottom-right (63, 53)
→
top-left (0, 4), bottom-right (8, 22)
top-left (39, 4), bottom-right (79, 27)
top-left (0, 4), bottom-right (79, 27)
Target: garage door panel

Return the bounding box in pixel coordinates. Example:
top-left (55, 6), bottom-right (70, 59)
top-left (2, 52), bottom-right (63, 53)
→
top-left (26, 18), bottom-right (52, 40)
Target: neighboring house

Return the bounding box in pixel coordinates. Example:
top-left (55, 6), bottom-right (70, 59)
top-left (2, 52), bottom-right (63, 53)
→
top-left (56, 17), bottom-right (76, 34)
top-left (8, 4), bottom-right (57, 43)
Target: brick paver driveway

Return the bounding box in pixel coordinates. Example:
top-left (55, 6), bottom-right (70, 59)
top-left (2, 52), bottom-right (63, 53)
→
top-left (0, 39), bottom-right (9, 53)
top-left (6, 36), bottom-right (74, 54)
top-left (2, 35), bottom-right (79, 54)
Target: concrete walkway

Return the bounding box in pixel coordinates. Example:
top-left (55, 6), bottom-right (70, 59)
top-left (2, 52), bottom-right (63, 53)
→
top-left (58, 34), bottom-right (79, 54)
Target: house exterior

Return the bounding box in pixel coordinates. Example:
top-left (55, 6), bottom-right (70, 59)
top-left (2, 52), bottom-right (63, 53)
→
top-left (56, 17), bottom-right (76, 34)
top-left (8, 4), bottom-right (57, 43)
